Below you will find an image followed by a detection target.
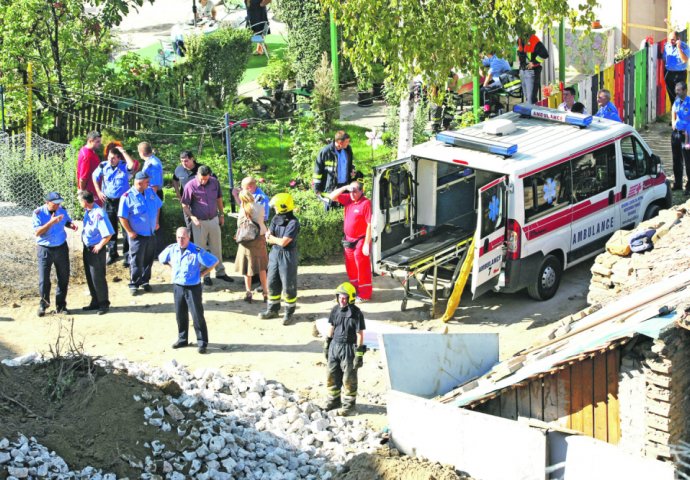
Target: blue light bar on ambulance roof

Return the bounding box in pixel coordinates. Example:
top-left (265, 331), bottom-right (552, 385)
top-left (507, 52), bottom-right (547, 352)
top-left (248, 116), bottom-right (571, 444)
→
top-left (513, 103), bottom-right (592, 127)
top-left (436, 131), bottom-right (518, 156)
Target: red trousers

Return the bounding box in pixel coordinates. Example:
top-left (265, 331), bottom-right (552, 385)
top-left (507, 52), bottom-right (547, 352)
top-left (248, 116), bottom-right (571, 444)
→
top-left (343, 240), bottom-right (372, 300)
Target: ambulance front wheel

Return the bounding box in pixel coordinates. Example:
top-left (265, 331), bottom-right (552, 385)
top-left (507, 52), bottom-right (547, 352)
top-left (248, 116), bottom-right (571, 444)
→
top-left (527, 254), bottom-right (562, 301)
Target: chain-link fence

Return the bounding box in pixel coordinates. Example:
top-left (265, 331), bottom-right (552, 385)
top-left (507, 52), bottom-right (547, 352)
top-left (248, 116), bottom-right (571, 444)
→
top-left (0, 132), bottom-right (83, 301)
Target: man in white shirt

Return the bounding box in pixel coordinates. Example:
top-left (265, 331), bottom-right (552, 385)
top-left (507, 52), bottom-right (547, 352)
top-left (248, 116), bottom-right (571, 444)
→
top-left (557, 87), bottom-right (587, 114)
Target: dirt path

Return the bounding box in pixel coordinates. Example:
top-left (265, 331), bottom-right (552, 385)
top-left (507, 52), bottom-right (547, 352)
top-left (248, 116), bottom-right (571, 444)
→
top-left (0, 254), bottom-right (592, 431)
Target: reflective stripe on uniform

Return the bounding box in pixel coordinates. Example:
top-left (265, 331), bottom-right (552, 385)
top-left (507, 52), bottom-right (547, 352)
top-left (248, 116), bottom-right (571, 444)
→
top-left (283, 296), bottom-right (297, 304)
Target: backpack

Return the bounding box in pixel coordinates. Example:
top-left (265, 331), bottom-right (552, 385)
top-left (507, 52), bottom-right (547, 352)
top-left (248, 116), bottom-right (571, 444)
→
top-left (629, 228), bottom-right (656, 253)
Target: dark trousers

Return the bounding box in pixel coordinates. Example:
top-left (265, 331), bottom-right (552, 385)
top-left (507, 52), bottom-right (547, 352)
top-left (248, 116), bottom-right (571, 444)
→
top-left (155, 189), bottom-right (166, 256)
top-left (129, 235), bottom-right (155, 288)
top-left (327, 342), bottom-right (357, 408)
top-left (37, 243), bottom-right (70, 309)
top-left (519, 67), bottom-right (541, 104)
top-left (671, 130), bottom-right (690, 189)
top-left (266, 247), bottom-right (298, 312)
top-left (173, 283), bottom-right (208, 346)
top-left (665, 69), bottom-right (687, 104)
top-left (183, 212), bottom-right (194, 242)
top-left (105, 197), bottom-right (128, 259)
top-left (83, 246), bottom-right (109, 307)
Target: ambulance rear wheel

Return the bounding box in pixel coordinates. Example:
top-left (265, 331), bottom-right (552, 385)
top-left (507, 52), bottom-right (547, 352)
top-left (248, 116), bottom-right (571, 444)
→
top-left (528, 254), bottom-right (562, 301)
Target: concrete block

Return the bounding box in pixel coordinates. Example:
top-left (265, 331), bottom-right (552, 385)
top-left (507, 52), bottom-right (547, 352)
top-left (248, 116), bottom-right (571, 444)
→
top-left (381, 333), bottom-right (498, 398)
top-left (386, 390), bottom-right (546, 480)
top-left (563, 436), bottom-right (674, 480)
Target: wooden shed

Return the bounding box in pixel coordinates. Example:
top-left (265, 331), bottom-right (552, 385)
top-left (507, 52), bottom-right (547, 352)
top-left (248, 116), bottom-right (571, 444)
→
top-left (439, 282), bottom-right (690, 469)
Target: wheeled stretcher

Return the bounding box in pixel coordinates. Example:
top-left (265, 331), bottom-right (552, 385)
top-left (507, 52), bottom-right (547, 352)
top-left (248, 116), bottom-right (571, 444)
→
top-left (379, 225), bottom-right (473, 318)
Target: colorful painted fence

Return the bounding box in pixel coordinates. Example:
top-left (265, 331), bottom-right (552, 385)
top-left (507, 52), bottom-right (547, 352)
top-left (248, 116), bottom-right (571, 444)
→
top-left (536, 32), bottom-right (687, 129)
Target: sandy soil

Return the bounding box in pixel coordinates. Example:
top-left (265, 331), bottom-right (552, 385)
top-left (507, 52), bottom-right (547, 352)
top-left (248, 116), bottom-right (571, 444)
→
top-left (0, 240), bottom-right (593, 432)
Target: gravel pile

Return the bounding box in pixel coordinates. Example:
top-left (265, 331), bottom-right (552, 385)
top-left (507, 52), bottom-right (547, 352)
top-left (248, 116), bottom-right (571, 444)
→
top-left (0, 355), bottom-right (381, 479)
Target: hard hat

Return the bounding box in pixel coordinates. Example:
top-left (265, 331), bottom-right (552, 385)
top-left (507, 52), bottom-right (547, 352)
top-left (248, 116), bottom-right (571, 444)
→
top-left (335, 282), bottom-right (357, 304)
top-left (270, 193), bottom-right (295, 214)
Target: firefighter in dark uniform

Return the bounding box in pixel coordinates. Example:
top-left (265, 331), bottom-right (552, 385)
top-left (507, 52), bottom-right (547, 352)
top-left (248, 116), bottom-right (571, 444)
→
top-left (323, 282), bottom-right (366, 416)
top-left (259, 193), bottom-right (300, 325)
top-left (313, 130), bottom-right (357, 209)
top-left (32, 192), bottom-right (78, 316)
top-left (159, 227), bottom-right (219, 354)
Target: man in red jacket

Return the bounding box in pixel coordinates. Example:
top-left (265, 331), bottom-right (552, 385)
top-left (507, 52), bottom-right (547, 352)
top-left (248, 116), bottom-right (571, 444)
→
top-left (329, 181), bottom-right (373, 301)
top-left (77, 131), bottom-right (103, 206)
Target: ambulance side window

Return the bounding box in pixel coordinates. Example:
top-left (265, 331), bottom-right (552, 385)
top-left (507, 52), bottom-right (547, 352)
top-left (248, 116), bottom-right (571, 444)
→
top-left (571, 144), bottom-right (617, 202)
top-left (523, 162), bottom-right (571, 222)
top-left (620, 136), bottom-right (651, 180)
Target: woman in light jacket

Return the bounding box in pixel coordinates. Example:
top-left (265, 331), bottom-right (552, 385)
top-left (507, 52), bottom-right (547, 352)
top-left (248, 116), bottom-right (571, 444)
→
top-left (234, 190), bottom-right (269, 302)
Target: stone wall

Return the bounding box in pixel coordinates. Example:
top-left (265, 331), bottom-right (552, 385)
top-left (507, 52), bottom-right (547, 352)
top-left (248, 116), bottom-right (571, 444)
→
top-left (641, 328), bottom-right (690, 470)
top-left (588, 202), bottom-right (690, 306)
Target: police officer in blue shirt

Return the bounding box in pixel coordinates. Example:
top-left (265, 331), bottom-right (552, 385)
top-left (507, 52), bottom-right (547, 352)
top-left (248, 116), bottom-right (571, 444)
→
top-left (32, 192), bottom-right (78, 317)
top-left (79, 190), bottom-right (115, 315)
top-left (663, 31), bottom-right (689, 103)
top-left (118, 171), bottom-right (163, 295)
top-left (93, 144), bottom-right (139, 266)
top-left (159, 227), bottom-right (219, 354)
top-left (672, 81), bottom-right (690, 192)
top-left (138, 142), bottom-right (164, 200)
top-left (594, 89), bottom-right (622, 122)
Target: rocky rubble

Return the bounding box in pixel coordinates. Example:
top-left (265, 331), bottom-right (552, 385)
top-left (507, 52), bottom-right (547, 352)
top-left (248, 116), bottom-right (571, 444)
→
top-left (587, 201), bottom-right (690, 306)
top-left (0, 355), bottom-right (381, 479)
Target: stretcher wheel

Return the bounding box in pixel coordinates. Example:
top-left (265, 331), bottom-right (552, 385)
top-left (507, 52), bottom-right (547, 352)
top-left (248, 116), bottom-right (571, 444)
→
top-left (400, 298), bottom-right (407, 312)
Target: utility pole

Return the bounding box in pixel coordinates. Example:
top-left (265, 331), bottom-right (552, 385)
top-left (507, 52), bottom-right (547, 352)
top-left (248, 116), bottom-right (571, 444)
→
top-left (224, 112), bottom-right (235, 213)
top-left (26, 62), bottom-right (33, 155)
top-left (0, 85), bottom-right (5, 132)
top-left (558, 19), bottom-right (565, 85)
top-left (330, 11), bottom-right (339, 95)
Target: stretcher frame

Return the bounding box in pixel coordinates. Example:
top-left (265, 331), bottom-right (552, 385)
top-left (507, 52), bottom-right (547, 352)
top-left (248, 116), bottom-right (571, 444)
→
top-left (380, 234), bottom-right (473, 318)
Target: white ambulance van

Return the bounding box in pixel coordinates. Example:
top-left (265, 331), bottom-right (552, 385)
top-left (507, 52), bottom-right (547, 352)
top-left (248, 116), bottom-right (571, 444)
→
top-left (372, 104), bottom-right (671, 313)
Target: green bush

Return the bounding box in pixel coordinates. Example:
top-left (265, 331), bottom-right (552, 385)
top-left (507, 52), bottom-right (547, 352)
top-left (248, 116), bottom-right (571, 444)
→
top-left (311, 53), bottom-right (339, 133)
top-left (289, 115), bottom-right (326, 183)
top-left (184, 26), bottom-right (253, 109)
top-left (274, 0), bottom-right (330, 83)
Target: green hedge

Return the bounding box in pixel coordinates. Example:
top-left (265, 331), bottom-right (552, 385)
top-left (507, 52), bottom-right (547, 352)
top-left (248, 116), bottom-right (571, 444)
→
top-left (274, 0), bottom-right (330, 83)
top-left (159, 188), bottom-right (344, 264)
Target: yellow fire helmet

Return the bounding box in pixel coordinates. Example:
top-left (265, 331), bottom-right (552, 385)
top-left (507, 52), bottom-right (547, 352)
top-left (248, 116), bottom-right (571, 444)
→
top-left (335, 282), bottom-right (357, 304)
top-left (270, 192), bottom-right (295, 214)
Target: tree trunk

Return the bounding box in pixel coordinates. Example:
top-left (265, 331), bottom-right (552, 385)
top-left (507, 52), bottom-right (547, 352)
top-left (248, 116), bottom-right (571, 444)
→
top-left (397, 78), bottom-right (417, 158)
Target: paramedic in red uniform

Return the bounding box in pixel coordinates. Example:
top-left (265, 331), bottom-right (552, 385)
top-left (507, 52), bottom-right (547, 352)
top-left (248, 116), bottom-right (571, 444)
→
top-left (329, 181), bottom-right (373, 301)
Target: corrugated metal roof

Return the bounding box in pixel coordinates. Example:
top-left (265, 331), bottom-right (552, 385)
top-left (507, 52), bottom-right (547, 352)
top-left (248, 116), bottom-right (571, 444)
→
top-left (439, 285), bottom-right (688, 408)
top-left (410, 111), bottom-right (636, 177)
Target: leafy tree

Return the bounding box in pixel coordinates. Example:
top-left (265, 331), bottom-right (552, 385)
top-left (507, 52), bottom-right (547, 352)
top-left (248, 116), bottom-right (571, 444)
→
top-left (0, 0), bottom-right (150, 136)
top-left (321, 0), bottom-right (598, 155)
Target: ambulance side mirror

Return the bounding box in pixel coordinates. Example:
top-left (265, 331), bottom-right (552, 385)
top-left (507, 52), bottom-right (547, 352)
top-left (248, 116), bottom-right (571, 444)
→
top-left (651, 154), bottom-right (661, 178)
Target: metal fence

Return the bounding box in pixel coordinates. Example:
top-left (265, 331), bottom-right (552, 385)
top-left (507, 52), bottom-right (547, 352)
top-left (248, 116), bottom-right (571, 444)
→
top-left (0, 132), bottom-right (81, 297)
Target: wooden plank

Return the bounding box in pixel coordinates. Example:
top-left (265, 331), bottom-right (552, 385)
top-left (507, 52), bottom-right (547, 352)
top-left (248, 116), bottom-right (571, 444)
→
top-left (500, 389), bottom-right (518, 421)
top-left (529, 378), bottom-right (544, 421)
top-left (590, 73), bottom-right (598, 115)
top-left (543, 373), bottom-right (559, 423)
top-left (581, 358), bottom-right (595, 438)
top-left (648, 45), bottom-right (657, 123)
top-left (570, 362), bottom-right (584, 433)
top-left (517, 384), bottom-right (531, 419)
top-left (482, 397), bottom-right (501, 417)
top-left (557, 367), bottom-right (571, 429)
top-left (607, 349), bottom-right (621, 444)
top-left (593, 353), bottom-right (608, 442)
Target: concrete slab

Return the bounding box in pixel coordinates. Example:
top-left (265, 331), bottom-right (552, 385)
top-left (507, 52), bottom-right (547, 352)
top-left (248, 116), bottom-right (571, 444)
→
top-left (563, 436), bottom-right (674, 480)
top-left (381, 333), bottom-right (498, 398)
top-left (387, 390), bottom-right (547, 480)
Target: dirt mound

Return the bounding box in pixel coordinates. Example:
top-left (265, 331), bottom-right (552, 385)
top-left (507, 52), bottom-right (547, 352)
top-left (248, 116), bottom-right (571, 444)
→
top-left (0, 361), bottom-right (184, 478)
top-left (335, 451), bottom-right (472, 480)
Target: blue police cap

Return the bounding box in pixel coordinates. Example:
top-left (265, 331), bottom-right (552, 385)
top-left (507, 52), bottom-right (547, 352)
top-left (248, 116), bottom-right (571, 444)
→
top-left (134, 172), bottom-right (149, 180)
top-left (45, 192), bottom-right (64, 204)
